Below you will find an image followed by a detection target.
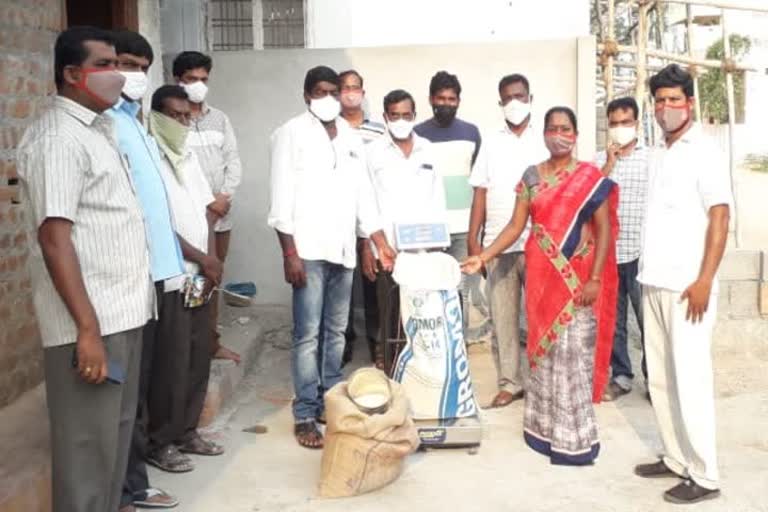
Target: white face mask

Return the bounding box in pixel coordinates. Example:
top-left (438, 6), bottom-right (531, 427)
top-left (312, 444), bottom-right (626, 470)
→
top-left (387, 119), bottom-right (415, 140)
top-left (181, 81), bottom-right (208, 103)
top-left (309, 95), bottom-right (340, 122)
top-left (502, 99), bottom-right (531, 126)
top-left (119, 71), bottom-right (148, 101)
top-left (608, 125), bottom-right (637, 147)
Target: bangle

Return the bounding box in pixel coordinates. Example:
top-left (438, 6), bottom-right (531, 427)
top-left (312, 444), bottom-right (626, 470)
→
top-left (283, 248), bottom-right (297, 258)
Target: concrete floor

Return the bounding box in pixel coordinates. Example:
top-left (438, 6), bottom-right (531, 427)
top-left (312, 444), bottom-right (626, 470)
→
top-left (149, 305), bottom-right (768, 512)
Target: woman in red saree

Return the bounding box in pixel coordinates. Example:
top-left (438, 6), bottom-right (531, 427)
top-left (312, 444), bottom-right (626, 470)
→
top-left (463, 107), bottom-right (618, 465)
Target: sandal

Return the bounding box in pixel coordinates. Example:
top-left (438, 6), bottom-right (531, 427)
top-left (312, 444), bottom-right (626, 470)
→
top-left (294, 421), bottom-right (323, 449)
top-left (177, 433), bottom-right (224, 456)
top-left (132, 488), bottom-right (179, 509)
top-left (490, 390), bottom-right (524, 408)
top-left (146, 445), bottom-right (194, 473)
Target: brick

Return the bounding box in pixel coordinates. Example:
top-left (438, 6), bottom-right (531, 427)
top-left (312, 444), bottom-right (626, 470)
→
top-left (719, 249), bottom-right (762, 281)
top-left (726, 280), bottom-right (760, 319)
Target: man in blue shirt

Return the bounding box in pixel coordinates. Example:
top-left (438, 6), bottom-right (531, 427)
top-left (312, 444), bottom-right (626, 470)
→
top-left (108, 30), bottom-right (195, 511)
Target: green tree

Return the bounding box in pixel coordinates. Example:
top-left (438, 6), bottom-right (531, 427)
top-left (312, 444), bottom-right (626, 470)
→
top-left (699, 34), bottom-right (751, 123)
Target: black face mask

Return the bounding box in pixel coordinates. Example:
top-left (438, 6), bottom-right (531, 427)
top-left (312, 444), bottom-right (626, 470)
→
top-left (433, 104), bottom-right (457, 126)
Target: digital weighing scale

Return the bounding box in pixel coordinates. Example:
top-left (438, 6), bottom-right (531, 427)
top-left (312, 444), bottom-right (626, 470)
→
top-left (385, 222), bottom-right (484, 449)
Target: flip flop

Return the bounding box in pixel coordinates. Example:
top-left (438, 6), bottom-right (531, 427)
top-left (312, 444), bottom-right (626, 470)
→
top-left (132, 488), bottom-right (179, 509)
top-left (294, 421), bottom-right (323, 449)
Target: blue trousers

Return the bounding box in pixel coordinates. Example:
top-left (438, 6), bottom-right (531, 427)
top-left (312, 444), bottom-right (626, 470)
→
top-left (610, 258), bottom-right (647, 388)
top-left (291, 260), bottom-right (353, 421)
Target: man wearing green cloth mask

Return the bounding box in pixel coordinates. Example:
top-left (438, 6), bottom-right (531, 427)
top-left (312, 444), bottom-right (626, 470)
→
top-left (144, 85), bottom-right (226, 468)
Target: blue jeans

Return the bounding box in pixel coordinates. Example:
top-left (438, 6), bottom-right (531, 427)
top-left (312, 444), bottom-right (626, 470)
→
top-left (610, 258), bottom-right (647, 389)
top-left (292, 260), bottom-right (353, 421)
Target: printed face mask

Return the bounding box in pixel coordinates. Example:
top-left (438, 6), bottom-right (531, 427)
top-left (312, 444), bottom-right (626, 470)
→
top-left (502, 99), bottom-right (531, 126)
top-left (119, 71), bottom-right (148, 101)
top-left (608, 125), bottom-right (637, 147)
top-left (655, 104), bottom-right (689, 133)
top-left (340, 91), bottom-right (363, 109)
top-left (544, 132), bottom-right (576, 156)
top-left (433, 104), bottom-right (457, 126)
top-left (309, 95), bottom-right (341, 122)
top-left (387, 119), bottom-right (415, 140)
top-left (74, 68), bottom-right (126, 108)
top-left (181, 81), bottom-right (209, 103)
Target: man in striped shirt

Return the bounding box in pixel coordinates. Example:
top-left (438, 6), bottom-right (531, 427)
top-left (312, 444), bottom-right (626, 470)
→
top-left (17, 26), bottom-right (153, 512)
top-left (173, 51), bottom-right (242, 363)
top-left (337, 69), bottom-right (386, 365)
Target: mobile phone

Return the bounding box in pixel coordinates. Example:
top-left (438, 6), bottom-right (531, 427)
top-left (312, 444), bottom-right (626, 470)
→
top-left (71, 348), bottom-right (125, 385)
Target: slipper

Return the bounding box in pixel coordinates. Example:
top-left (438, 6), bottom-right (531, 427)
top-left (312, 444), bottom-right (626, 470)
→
top-left (490, 390), bottom-right (524, 408)
top-left (294, 421), bottom-right (323, 449)
top-left (177, 434), bottom-right (224, 456)
top-left (133, 488), bottom-right (179, 509)
top-left (146, 446), bottom-right (194, 473)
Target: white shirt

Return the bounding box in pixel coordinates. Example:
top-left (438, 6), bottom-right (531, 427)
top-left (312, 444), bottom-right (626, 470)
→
top-left (268, 111), bottom-right (382, 269)
top-left (469, 123), bottom-right (548, 253)
top-left (156, 149), bottom-right (216, 292)
top-left (638, 124), bottom-right (734, 293)
top-left (367, 133), bottom-right (447, 251)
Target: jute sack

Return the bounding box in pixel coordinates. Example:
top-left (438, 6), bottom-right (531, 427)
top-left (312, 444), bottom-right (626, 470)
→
top-left (319, 369), bottom-right (420, 498)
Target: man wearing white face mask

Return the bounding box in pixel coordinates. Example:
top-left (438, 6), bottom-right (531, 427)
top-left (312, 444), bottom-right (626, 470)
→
top-left (18, 26), bottom-right (153, 512)
top-left (468, 74), bottom-right (548, 408)
top-left (594, 97), bottom-right (649, 404)
top-left (365, 89), bottom-right (447, 367)
top-left (268, 66), bottom-right (395, 449)
top-left (109, 31), bottom-right (198, 511)
top-left (173, 51), bottom-right (243, 364)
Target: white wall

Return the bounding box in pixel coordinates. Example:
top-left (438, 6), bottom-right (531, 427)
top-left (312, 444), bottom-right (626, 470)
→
top-left (138, 0), bottom-right (165, 114)
top-left (305, 0), bottom-right (590, 49)
top-left (207, 38), bottom-right (596, 304)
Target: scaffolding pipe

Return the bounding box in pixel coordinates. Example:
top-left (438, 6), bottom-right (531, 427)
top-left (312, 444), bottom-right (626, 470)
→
top-left (650, 0), bottom-right (768, 13)
top-left (635, 2), bottom-right (650, 131)
top-left (686, 4), bottom-right (703, 121)
top-left (597, 43), bottom-right (757, 71)
top-left (722, 9), bottom-right (740, 247)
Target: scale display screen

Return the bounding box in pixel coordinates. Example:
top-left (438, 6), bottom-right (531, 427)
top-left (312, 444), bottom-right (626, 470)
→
top-left (394, 222), bottom-right (450, 251)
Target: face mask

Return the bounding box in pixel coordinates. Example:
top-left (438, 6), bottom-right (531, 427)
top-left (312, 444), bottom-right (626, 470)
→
top-left (655, 104), bottom-right (689, 133)
top-left (149, 110), bottom-right (190, 172)
top-left (181, 81), bottom-right (208, 103)
top-left (340, 91), bottom-right (363, 109)
top-left (74, 68), bottom-right (125, 109)
top-left (433, 104), bottom-right (457, 126)
top-left (309, 95), bottom-right (340, 122)
top-left (387, 119), bottom-right (415, 140)
top-left (119, 71), bottom-right (148, 101)
top-left (608, 125), bottom-right (637, 147)
top-left (502, 99), bottom-right (531, 126)
top-left (544, 133), bottom-right (576, 156)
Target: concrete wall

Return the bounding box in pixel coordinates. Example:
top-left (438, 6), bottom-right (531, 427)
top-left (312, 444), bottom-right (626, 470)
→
top-left (0, 0), bottom-right (61, 409)
top-left (206, 37), bottom-right (597, 305)
top-left (138, 0), bottom-right (166, 113)
top-left (305, 0), bottom-right (590, 48)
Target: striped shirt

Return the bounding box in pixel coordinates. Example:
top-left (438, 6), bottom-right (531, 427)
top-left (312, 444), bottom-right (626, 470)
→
top-left (595, 145), bottom-right (649, 264)
top-left (187, 104), bottom-right (242, 232)
top-left (414, 118), bottom-right (481, 234)
top-left (357, 119), bottom-right (386, 144)
top-left (17, 96), bottom-right (154, 348)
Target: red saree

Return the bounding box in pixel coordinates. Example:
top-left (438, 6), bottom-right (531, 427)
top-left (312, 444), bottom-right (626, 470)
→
top-left (523, 161), bottom-right (618, 403)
